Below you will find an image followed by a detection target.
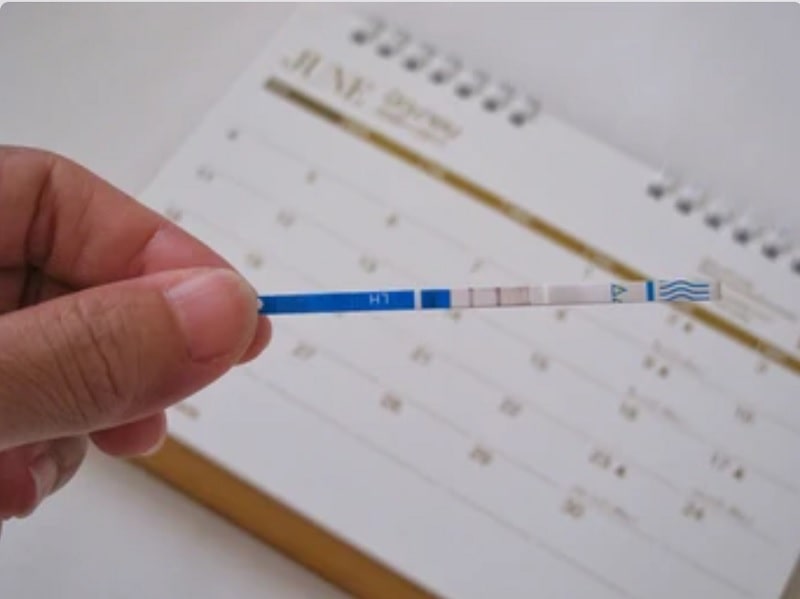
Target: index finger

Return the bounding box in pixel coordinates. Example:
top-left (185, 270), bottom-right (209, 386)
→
top-left (0, 146), bottom-right (231, 286)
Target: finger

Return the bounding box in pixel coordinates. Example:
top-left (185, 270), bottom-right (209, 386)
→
top-left (90, 411), bottom-right (167, 458)
top-left (238, 316), bottom-right (272, 364)
top-left (1, 145), bottom-right (271, 347)
top-left (0, 441), bottom-right (47, 518)
top-left (0, 146), bottom-right (232, 284)
top-left (0, 267), bottom-right (259, 450)
top-left (0, 267), bottom-right (73, 315)
top-left (0, 270), bottom-right (23, 314)
top-left (0, 436), bottom-right (87, 519)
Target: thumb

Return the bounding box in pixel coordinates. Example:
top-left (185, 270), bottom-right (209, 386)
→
top-left (0, 268), bottom-right (261, 450)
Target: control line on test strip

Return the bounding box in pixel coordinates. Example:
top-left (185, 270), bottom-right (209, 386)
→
top-left (257, 279), bottom-right (720, 315)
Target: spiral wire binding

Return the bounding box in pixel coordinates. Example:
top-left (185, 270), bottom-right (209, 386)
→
top-left (347, 16), bottom-right (798, 277)
top-left (646, 170), bottom-right (799, 276)
top-left (348, 16), bottom-right (541, 128)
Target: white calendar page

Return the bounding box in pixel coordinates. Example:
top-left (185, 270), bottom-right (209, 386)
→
top-left (138, 7), bottom-right (800, 599)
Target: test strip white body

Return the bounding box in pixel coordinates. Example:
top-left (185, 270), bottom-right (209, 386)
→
top-left (449, 280), bottom-right (700, 308)
top-left (258, 280), bottom-right (721, 315)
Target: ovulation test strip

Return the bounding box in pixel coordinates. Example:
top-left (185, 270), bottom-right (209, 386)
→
top-left (257, 279), bottom-right (720, 315)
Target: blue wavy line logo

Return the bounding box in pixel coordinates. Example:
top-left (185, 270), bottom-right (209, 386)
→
top-left (659, 279), bottom-right (709, 291)
top-left (658, 279), bottom-right (710, 301)
top-left (660, 292), bottom-right (709, 301)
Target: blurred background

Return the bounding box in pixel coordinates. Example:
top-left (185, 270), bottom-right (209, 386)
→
top-left (0, 3), bottom-right (798, 597)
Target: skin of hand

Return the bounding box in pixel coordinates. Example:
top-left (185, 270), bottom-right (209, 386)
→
top-left (0, 146), bottom-right (271, 528)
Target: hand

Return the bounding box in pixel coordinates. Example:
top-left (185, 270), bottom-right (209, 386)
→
top-left (0, 147), bottom-right (271, 524)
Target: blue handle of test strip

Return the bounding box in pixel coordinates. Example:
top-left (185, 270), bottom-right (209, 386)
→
top-left (258, 289), bottom-right (453, 314)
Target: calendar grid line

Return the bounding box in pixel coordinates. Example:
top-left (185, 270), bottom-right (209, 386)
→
top-left (174, 170), bottom-right (797, 511)
top-left (168, 141), bottom-right (796, 555)
top-left (170, 176), bottom-right (796, 526)
top-left (350, 311), bottom-right (730, 510)
top-left (242, 367), bottom-right (640, 598)
top-left (241, 368), bottom-right (443, 489)
top-left (444, 489), bottom-right (643, 599)
top-left (368, 313), bottom-right (781, 546)
top-left (234, 121), bottom-right (800, 441)
top-left (291, 329), bottom-right (762, 595)
top-left (238, 125), bottom-right (520, 272)
top-left (579, 311), bottom-right (800, 437)
top-left (477, 313), bottom-right (800, 490)
top-left (264, 76), bottom-right (800, 377)
top-left (274, 321), bottom-right (562, 489)
top-left (273, 314), bottom-right (779, 555)
top-left (250, 357), bottom-right (752, 599)
top-left (206, 150), bottom-right (782, 447)
top-left (154, 145), bottom-right (784, 598)
top-left (215, 171), bottom-right (407, 275)
top-left (204, 145), bottom-right (799, 496)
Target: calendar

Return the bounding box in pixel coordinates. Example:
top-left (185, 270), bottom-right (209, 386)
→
top-left (137, 6), bottom-right (800, 598)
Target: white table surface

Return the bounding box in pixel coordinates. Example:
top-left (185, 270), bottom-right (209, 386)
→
top-left (0, 4), bottom-right (798, 598)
